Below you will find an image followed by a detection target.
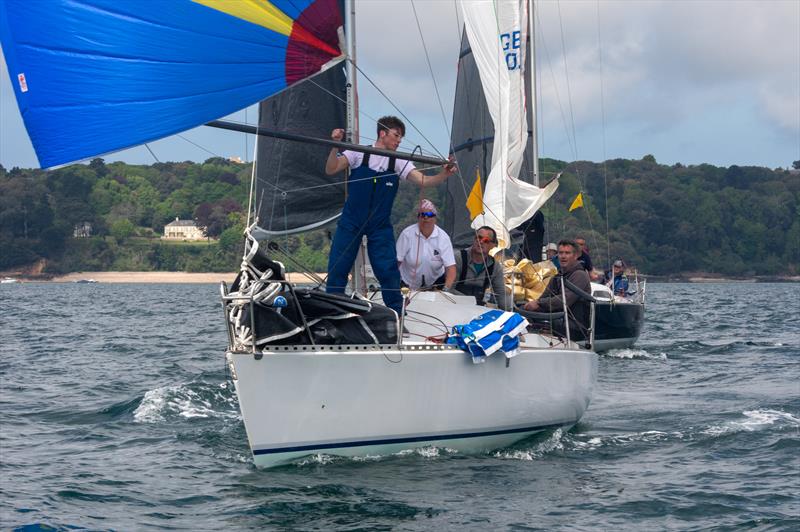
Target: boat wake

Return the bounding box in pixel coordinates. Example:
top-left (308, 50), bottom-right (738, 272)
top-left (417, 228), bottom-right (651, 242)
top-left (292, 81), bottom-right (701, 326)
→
top-left (244, 408), bottom-right (800, 467)
top-left (701, 409), bottom-right (800, 437)
top-left (602, 348), bottom-right (667, 361)
top-left (133, 381), bottom-right (240, 424)
top-left (559, 409), bottom-right (799, 452)
top-left (493, 429), bottom-right (566, 461)
top-left (292, 446), bottom-right (462, 468)
top-left (565, 429), bottom-right (677, 452)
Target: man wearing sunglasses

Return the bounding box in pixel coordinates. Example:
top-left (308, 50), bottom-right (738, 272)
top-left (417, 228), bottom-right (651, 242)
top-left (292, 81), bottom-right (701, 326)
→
top-left (396, 199), bottom-right (456, 290)
top-left (450, 226), bottom-right (509, 310)
top-left (324, 116), bottom-right (456, 314)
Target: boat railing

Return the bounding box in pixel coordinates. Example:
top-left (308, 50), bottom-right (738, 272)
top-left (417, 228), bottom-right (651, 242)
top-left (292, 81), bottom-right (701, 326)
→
top-left (220, 280), bottom-right (258, 354)
top-left (561, 275), bottom-right (597, 349)
top-left (517, 275), bottom-right (596, 349)
top-left (638, 277), bottom-right (647, 304)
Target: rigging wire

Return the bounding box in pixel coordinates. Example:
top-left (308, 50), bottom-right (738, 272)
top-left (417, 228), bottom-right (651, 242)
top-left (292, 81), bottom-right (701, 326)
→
top-left (556, 1), bottom-right (579, 160)
top-left (351, 61), bottom-right (446, 160)
top-left (176, 134), bottom-right (220, 158)
top-left (539, 3), bottom-right (599, 263)
top-left (305, 75), bottom-right (440, 158)
top-left (532, 12), bottom-right (557, 249)
top-left (409, 0), bottom-right (459, 290)
top-left (596, 0), bottom-right (612, 275)
top-left (536, 8), bottom-right (576, 161)
top-left (410, 0), bottom-right (452, 135)
top-left (256, 163), bottom-right (445, 196)
top-left (144, 143), bottom-right (160, 163)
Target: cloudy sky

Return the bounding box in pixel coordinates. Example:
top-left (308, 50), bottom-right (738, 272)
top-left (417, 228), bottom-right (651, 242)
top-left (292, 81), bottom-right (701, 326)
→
top-left (1, 0), bottom-right (798, 170)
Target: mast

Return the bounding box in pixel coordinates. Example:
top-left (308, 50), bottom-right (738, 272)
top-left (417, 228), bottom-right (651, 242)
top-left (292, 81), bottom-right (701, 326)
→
top-left (528, 0), bottom-right (540, 186)
top-left (344, 0), bottom-right (367, 295)
top-left (345, 0), bottom-right (359, 144)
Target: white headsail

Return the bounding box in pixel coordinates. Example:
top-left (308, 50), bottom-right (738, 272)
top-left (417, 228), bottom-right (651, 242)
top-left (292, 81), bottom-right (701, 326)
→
top-left (460, 0), bottom-right (558, 247)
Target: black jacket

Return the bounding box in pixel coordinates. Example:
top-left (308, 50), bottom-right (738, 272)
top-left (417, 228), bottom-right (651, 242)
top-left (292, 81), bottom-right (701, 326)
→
top-left (536, 260), bottom-right (591, 327)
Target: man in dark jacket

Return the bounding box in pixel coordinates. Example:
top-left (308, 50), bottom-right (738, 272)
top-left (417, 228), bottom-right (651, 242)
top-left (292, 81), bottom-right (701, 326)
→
top-left (523, 239), bottom-right (591, 329)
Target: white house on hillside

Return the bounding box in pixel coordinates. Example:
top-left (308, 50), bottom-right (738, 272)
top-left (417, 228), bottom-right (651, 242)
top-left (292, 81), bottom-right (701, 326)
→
top-left (73, 221), bottom-right (92, 238)
top-left (162, 218), bottom-right (205, 241)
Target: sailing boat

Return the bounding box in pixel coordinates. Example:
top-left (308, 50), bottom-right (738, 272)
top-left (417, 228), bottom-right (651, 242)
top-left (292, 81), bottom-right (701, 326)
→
top-left (589, 279), bottom-right (646, 351)
top-left (0, 0), bottom-right (596, 467)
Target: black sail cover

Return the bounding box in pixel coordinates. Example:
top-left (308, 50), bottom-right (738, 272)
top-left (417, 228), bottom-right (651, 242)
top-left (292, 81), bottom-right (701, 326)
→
top-left (445, 30), bottom-right (539, 250)
top-left (254, 65), bottom-right (347, 234)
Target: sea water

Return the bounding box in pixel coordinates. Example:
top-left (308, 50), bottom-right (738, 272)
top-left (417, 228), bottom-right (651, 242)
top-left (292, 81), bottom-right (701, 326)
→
top-left (1, 282), bottom-right (798, 530)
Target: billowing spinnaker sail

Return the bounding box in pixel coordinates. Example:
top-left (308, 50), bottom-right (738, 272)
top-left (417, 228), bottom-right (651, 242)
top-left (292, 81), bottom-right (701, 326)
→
top-left (457, 0), bottom-right (557, 248)
top-left (254, 66), bottom-right (346, 235)
top-left (0, 0), bottom-right (343, 168)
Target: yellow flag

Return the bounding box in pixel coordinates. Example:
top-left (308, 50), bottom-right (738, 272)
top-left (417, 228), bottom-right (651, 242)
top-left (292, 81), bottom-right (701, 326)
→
top-left (466, 171), bottom-right (484, 220)
top-left (569, 192), bottom-right (584, 212)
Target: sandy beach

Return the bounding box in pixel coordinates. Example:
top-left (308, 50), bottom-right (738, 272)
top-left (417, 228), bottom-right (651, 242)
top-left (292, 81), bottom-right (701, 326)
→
top-left (45, 271), bottom-right (321, 284)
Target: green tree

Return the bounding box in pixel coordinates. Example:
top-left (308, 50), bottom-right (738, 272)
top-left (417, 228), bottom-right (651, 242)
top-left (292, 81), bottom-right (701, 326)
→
top-left (110, 218), bottom-right (135, 243)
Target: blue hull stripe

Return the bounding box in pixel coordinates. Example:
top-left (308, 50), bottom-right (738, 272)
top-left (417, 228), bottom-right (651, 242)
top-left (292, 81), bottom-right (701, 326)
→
top-left (252, 422), bottom-right (565, 456)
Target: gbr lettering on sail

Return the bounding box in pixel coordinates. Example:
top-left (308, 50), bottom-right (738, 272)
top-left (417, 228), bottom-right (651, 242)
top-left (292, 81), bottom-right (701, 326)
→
top-left (500, 30), bottom-right (521, 71)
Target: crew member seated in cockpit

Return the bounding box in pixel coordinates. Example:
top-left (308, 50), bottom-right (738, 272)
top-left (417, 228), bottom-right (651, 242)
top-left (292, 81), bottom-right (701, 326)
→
top-left (451, 226), bottom-right (509, 310)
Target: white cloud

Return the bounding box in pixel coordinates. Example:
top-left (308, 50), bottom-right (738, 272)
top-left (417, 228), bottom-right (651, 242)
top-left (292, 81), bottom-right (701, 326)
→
top-left (759, 80), bottom-right (800, 132)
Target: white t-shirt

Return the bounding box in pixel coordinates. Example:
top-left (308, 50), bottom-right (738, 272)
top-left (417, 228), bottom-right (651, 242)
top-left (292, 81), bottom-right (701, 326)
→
top-left (343, 148), bottom-right (416, 180)
top-left (396, 224), bottom-right (456, 289)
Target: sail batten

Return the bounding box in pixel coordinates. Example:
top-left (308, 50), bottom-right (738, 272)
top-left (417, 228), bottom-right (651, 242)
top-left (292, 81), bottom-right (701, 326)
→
top-left (0, 0), bottom-right (343, 168)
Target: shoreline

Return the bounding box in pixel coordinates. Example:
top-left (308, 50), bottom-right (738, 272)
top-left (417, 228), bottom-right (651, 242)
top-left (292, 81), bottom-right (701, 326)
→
top-left (9, 271), bottom-right (323, 284)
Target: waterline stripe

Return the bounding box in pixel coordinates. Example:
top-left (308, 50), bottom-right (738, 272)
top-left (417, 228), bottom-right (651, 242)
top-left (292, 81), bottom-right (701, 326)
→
top-left (252, 422), bottom-right (565, 456)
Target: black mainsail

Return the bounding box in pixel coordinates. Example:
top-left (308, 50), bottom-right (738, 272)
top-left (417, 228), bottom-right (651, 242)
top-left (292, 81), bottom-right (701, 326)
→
top-left (253, 66), bottom-right (348, 235)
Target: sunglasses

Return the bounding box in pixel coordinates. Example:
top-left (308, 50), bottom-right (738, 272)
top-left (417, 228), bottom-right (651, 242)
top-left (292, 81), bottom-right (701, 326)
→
top-left (417, 211), bottom-right (437, 218)
top-left (476, 236), bottom-right (495, 244)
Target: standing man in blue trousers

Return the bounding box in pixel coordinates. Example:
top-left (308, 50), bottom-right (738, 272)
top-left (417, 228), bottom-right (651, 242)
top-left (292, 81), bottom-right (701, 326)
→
top-left (325, 116), bottom-right (455, 315)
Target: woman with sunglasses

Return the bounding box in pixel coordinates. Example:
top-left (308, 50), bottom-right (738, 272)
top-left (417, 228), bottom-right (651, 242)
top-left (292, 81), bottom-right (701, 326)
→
top-left (395, 199), bottom-right (456, 290)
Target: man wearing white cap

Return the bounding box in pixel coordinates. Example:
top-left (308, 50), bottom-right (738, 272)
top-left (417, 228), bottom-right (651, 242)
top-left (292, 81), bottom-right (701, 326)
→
top-left (395, 199), bottom-right (456, 290)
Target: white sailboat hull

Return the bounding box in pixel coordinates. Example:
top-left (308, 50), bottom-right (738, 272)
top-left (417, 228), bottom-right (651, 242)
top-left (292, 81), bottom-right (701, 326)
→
top-left (227, 344), bottom-right (597, 468)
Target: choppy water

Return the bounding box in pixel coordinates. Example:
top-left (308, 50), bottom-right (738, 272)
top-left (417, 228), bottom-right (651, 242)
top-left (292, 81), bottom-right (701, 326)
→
top-left (1, 282), bottom-right (798, 530)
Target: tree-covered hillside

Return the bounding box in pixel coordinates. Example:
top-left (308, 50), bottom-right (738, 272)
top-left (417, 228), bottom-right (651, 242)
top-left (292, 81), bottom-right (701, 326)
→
top-left (535, 157), bottom-right (799, 276)
top-left (0, 156), bottom-right (797, 277)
